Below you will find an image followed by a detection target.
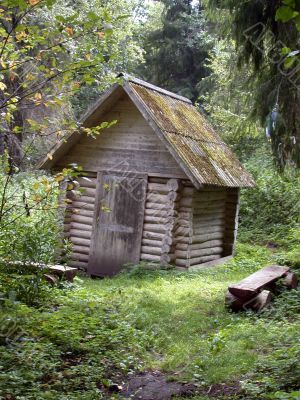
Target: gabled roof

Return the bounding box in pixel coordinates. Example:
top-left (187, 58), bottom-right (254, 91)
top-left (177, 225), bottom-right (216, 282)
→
top-left (39, 75), bottom-right (255, 188)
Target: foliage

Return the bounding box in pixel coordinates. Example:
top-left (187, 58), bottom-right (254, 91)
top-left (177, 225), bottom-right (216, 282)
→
top-left (199, 40), bottom-right (261, 159)
top-left (0, 285), bottom-right (150, 399)
top-left (0, 0), bottom-right (144, 166)
top-left (0, 243), bottom-right (299, 399)
top-left (206, 0), bottom-right (300, 169)
top-left (238, 145), bottom-right (300, 245)
top-left (138, 0), bottom-right (213, 101)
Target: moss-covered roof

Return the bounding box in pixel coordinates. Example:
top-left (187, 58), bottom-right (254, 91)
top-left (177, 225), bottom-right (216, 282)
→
top-left (39, 76), bottom-right (255, 188)
top-left (126, 81), bottom-right (255, 188)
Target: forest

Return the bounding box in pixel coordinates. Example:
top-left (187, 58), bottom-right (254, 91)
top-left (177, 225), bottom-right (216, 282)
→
top-left (0, 0), bottom-right (299, 399)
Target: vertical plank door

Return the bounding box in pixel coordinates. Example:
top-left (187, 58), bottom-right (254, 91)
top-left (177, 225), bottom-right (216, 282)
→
top-left (88, 171), bottom-right (147, 276)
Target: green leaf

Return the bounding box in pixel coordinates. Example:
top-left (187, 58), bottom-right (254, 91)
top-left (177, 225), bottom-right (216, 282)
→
top-left (275, 6), bottom-right (299, 22)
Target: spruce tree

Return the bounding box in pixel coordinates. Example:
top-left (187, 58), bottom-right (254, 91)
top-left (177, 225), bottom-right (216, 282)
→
top-left (139, 0), bottom-right (213, 102)
top-left (207, 0), bottom-right (300, 169)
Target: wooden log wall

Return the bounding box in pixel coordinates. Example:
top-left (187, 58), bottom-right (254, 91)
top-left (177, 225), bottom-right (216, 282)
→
top-left (63, 173), bottom-right (97, 270)
top-left (173, 183), bottom-right (194, 268)
top-left (223, 188), bottom-right (240, 256)
top-left (173, 187), bottom-right (228, 268)
top-left (141, 177), bottom-right (181, 265)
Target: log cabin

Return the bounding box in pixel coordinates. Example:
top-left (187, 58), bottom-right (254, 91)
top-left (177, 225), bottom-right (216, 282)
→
top-left (38, 75), bottom-right (255, 276)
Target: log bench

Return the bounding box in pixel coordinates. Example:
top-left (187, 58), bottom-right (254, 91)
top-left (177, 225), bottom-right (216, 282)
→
top-left (0, 259), bottom-right (77, 282)
top-left (226, 265), bottom-right (298, 312)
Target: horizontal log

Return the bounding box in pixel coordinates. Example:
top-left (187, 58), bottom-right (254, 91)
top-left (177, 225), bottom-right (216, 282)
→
top-left (175, 258), bottom-right (189, 268)
top-left (71, 215), bottom-right (93, 225)
top-left (192, 232), bottom-right (224, 244)
top-left (69, 229), bottom-right (91, 240)
top-left (146, 193), bottom-right (169, 203)
top-left (145, 201), bottom-right (170, 211)
top-left (143, 231), bottom-right (165, 240)
top-left (194, 210), bottom-right (225, 218)
top-left (189, 247), bottom-right (223, 259)
top-left (70, 237), bottom-right (91, 247)
top-left (141, 246), bottom-right (162, 256)
top-left (189, 254), bottom-right (221, 266)
top-left (71, 201), bottom-right (95, 211)
top-left (176, 239), bottom-right (223, 252)
top-left (142, 238), bottom-right (162, 247)
top-left (144, 208), bottom-right (177, 218)
top-left (68, 260), bottom-right (87, 270)
top-left (193, 221), bottom-right (225, 230)
top-left (144, 215), bottom-right (175, 224)
top-left (194, 192), bottom-right (226, 201)
top-left (147, 183), bottom-right (169, 194)
top-left (71, 252), bottom-right (89, 262)
top-left (72, 195), bottom-right (95, 205)
top-left (148, 177), bottom-right (169, 184)
top-left (72, 245), bottom-right (90, 255)
top-left (78, 177), bottom-right (97, 188)
top-left (181, 187), bottom-right (194, 196)
top-left (193, 226), bottom-right (224, 236)
top-left (143, 223), bottom-right (172, 234)
top-left (140, 254), bottom-right (160, 262)
top-left (175, 246), bottom-right (222, 260)
top-left (81, 187), bottom-right (96, 197)
top-left (193, 214), bottom-right (224, 223)
top-left (178, 207), bottom-right (193, 213)
top-left (70, 209), bottom-right (94, 218)
top-left (70, 222), bottom-right (93, 232)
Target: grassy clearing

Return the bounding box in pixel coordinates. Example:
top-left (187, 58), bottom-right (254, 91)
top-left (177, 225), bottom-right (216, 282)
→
top-left (0, 243), bottom-right (299, 399)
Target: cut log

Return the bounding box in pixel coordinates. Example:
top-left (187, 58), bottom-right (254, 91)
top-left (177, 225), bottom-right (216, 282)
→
top-left (166, 178), bottom-right (180, 192)
top-left (44, 273), bottom-right (58, 285)
top-left (140, 254), bottom-right (160, 262)
top-left (283, 272), bottom-right (298, 289)
top-left (160, 253), bottom-right (171, 265)
top-left (48, 265), bottom-right (77, 282)
top-left (246, 290), bottom-right (273, 312)
top-left (225, 290), bottom-right (244, 312)
top-left (228, 265), bottom-right (290, 300)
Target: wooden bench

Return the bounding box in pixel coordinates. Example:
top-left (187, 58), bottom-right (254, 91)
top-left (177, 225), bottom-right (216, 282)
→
top-left (226, 265), bottom-right (298, 312)
top-left (0, 259), bottom-right (77, 282)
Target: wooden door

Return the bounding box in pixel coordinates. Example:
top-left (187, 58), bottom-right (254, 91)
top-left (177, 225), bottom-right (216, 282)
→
top-left (88, 171), bottom-right (147, 276)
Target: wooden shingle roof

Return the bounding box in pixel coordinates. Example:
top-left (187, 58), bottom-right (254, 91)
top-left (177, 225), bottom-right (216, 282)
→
top-left (39, 75), bottom-right (255, 188)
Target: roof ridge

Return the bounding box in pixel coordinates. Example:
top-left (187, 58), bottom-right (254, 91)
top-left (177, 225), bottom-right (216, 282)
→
top-left (118, 73), bottom-right (192, 104)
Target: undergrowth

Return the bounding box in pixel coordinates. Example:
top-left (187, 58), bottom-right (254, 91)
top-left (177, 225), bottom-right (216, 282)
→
top-left (0, 243), bottom-right (299, 399)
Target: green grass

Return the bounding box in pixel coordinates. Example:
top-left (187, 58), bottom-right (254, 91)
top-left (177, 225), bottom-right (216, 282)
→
top-left (0, 243), bottom-right (299, 399)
